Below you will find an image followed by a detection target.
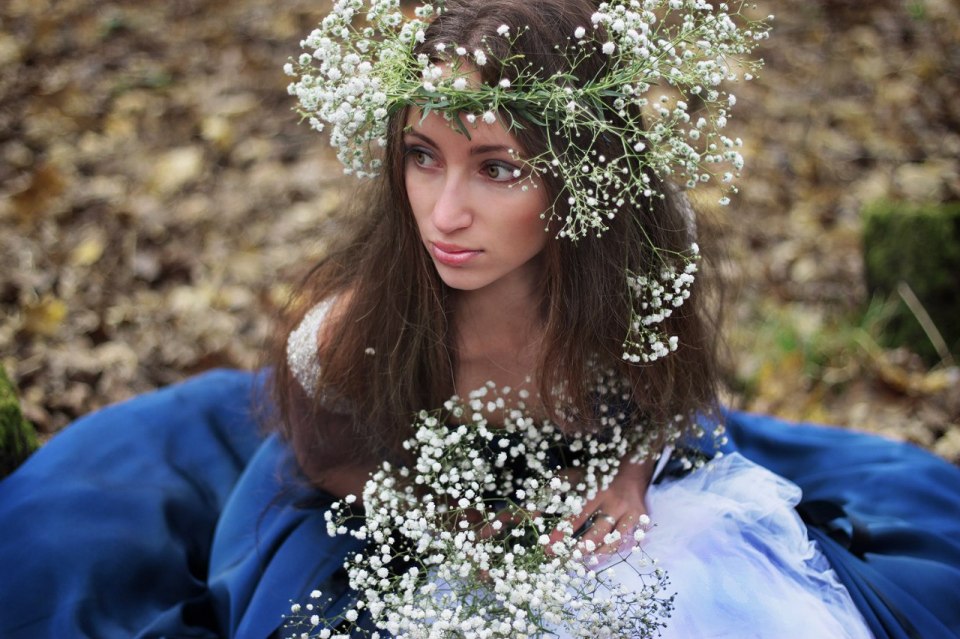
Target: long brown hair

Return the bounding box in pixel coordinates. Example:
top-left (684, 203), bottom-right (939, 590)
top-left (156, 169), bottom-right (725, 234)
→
top-left (268, 0), bottom-right (722, 480)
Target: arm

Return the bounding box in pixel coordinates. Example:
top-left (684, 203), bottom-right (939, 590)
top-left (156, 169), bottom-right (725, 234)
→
top-left (289, 408), bottom-right (376, 503)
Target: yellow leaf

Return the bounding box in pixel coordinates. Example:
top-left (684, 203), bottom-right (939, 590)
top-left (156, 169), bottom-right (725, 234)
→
top-left (70, 234), bottom-right (106, 266)
top-left (23, 296), bottom-right (68, 337)
top-left (149, 146), bottom-right (204, 195)
top-left (12, 163), bottom-right (66, 222)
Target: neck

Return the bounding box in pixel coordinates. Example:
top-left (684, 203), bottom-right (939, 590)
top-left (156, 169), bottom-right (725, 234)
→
top-left (453, 270), bottom-right (543, 351)
top-left (450, 267), bottom-right (545, 399)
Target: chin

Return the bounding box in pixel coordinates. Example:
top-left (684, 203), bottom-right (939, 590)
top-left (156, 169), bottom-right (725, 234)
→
top-left (431, 263), bottom-right (488, 291)
top-left (436, 272), bottom-right (488, 292)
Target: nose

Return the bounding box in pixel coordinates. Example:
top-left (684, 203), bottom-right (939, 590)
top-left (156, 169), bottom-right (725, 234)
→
top-left (431, 172), bottom-right (473, 234)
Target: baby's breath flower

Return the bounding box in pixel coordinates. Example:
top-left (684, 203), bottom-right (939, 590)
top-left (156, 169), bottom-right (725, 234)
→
top-left (619, 242), bottom-right (701, 364)
top-left (286, 381), bottom-right (680, 639)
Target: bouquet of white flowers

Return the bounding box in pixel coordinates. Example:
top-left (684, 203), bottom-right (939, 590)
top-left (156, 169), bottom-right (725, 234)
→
top-left (285, 383), bottom-right (675, 639)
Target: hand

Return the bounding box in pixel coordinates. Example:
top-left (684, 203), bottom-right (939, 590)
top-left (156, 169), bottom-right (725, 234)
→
top-left (559, 457), bottom-right (653, 560)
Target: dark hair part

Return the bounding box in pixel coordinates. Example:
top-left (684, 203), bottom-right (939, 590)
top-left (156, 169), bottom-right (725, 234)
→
top-left (268, 0), bottom-right (722, 481)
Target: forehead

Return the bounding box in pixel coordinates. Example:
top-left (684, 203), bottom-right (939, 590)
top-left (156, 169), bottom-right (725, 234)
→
top-left (403, 108), bottom-right (525, 155)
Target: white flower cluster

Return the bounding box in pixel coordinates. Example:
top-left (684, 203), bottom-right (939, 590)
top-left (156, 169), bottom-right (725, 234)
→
top-left (285, 384), bottom-right (674, 638)
top-left (622, 243), bottom-right (700, 364)
top-left (284, 0), bottom-right (432, 177)
top-left (532, 0), bottom-right (770, 239)
top-left (286, 0), bottom-right (771, 238)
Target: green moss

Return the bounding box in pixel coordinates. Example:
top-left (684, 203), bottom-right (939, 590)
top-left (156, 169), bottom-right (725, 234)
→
top-left (862, 199), bottom-right (960, 363)
top-left (0, 366), bottom-right (38, 477)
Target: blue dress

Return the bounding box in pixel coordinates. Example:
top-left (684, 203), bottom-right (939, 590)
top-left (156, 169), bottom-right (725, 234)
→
top-left (1, 369), bottom-right (958, 638)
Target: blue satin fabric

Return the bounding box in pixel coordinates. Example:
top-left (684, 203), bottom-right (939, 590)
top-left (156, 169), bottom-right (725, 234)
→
top-left (727, 412), bottom-right (960, 639)
top-left (0, 369), bottom-right (365, 639)
top-left (1, 369), bottom-right (958, 638)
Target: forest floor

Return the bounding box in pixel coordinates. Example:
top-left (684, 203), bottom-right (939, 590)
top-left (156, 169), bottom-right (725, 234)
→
top-left (2, 0), bottom-right (958, 461)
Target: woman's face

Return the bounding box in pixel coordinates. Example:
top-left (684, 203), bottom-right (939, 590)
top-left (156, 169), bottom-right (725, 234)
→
top-left (404, 108), bottom-right (550, 299)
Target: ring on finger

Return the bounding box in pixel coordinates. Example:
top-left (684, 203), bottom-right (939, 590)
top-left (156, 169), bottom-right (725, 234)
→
top-left (596, 512), bottom-right (617, 525)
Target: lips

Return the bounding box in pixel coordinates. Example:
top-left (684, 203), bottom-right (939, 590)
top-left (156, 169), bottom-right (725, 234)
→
top-left (430, 242), bottom-right (482, 267)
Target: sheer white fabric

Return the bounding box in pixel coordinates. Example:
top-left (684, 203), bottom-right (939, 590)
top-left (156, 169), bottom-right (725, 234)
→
top-left (556, 453), bottom-right (873, 638)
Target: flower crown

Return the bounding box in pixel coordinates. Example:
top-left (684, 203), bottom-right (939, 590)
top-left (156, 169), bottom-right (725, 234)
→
top-left (286, 0), bottom-right (770, 241)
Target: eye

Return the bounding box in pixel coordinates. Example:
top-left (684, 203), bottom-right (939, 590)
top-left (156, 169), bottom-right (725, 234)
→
top-left (483, 161), bottom-right (519, 182)
top-left (405, 145), bottom-right (437, 168)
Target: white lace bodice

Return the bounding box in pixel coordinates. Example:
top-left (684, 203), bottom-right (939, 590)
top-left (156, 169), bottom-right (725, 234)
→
top-left (285, 298), bottom-right (334, 398)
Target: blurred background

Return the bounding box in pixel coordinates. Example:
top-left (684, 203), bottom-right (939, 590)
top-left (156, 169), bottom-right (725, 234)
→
top-left (1, 0), bottom-right (958, 461)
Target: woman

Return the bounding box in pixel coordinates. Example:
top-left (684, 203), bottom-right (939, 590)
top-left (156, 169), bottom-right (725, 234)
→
top-left (1, 1), bottom-right (959, 638)
top-left (273, 2), bottom-right (877, 636)
top-left (272, 0), bottom-right (718, 549)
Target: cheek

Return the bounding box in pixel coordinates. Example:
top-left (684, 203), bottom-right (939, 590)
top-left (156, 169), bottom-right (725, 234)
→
top-left (404, 174), bottom-right (430, 227)
top-left (502, 191), bottom-right (550, 254)
top-left (519, 191), bottom-right (549, 239)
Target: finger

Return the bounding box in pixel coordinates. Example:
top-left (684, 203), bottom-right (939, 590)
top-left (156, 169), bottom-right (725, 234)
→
top-left (586, 510), bottom-right (647, 555)
top-left (577, 516), bottom-right (616, 554)
top-left (594, 513), bottom-right (650, 556)
top-left (597, 512), bottom-right (618, 527)
top-left (570, 511), bottom-right (597, 539)
top-left (569, 508), bottom-right (595, 537)
top-left (596, 520), bottom-right (632, 555)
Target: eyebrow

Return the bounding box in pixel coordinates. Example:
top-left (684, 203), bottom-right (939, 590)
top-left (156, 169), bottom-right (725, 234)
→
top-left (404, 131), bottom-right (521, 158)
